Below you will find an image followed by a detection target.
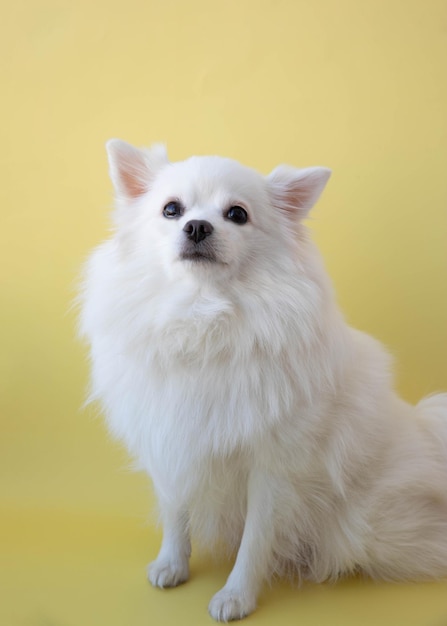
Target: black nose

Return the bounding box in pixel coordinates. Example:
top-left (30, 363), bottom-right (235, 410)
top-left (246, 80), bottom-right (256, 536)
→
top-left (183, 220), bottom-right (214, 243)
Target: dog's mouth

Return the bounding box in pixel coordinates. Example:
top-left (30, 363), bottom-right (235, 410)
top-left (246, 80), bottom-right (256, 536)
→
top-left (180, 250), bottom-right (217, 263)
top-left (179, 241), bottom-right (219, 264)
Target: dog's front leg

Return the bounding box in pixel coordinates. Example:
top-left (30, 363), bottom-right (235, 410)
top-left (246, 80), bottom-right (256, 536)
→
top-left (209, 470), bottom-right (276, 621)
top-left (148, 507), bottom-right (191, 588)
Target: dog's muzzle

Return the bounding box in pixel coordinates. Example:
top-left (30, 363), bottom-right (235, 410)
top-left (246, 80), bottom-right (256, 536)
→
top-left (180, 220), bottom-right (217, 263)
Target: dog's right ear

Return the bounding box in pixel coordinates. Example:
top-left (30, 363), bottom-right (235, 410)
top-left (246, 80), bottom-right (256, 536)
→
top-left (106, 139), bottom-right (168, 200)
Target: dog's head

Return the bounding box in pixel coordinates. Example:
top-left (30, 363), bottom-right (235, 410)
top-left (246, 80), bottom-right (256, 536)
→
top-left (106, 140), bottom-right (331, 283)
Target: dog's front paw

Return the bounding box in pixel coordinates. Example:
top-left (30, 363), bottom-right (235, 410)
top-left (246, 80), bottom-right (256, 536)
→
top-left (147, 557), bottom-right (189, 588)
top-left (208, 588), bottom-right (256, 622)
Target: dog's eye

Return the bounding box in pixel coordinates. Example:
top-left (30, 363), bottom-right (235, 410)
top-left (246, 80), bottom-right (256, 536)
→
top-left (163, 201), bottom-right (183, 218)
top-left (226, 206), bottom-right (248, 225)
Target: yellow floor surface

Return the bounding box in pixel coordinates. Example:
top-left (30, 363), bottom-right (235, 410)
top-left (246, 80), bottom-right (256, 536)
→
top-left (2, 508), bottom-right (447, 626)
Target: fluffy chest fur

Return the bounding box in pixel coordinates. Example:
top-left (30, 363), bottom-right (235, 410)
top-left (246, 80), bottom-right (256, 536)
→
top-left (82, 239), bottom-right (344, 474)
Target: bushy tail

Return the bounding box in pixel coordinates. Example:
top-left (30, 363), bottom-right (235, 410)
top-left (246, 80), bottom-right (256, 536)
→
top-left (417, 393), bottom-right (447, 452)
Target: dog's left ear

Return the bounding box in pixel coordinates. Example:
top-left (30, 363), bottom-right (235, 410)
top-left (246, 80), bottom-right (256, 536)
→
top-left (268, 165), bottom-right (331, 220)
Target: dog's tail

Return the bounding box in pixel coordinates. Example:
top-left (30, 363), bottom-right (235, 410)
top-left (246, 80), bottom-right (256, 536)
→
top-left (417, 393), bottom-right (447, 453)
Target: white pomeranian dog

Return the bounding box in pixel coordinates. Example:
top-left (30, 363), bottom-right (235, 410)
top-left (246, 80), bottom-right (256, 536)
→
top-left (79, 140), bottom-right (447, 621)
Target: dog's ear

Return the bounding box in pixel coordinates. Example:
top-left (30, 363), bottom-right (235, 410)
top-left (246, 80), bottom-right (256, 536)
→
top-left (106, 139), bottom-right (168, 200)
top-left (268, 165), bottom-right (331, 220)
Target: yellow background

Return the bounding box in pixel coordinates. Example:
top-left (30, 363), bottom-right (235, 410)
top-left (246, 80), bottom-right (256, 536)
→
top-left (1, 1), bottom-right (446, 624)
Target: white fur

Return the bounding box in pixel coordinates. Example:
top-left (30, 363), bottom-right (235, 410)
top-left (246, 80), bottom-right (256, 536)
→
top-left (79, 141), bottom-right (447, 621)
